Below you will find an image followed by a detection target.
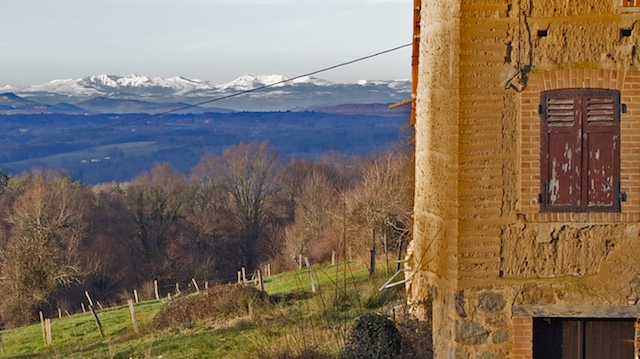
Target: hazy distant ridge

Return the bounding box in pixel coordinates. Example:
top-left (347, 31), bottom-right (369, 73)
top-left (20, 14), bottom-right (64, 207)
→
top-left (1, 74), bottom-right (411, 112)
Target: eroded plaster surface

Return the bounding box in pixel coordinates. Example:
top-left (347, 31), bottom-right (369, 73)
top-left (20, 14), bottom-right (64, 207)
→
top-left (411, 0), bottom-right (640, 357)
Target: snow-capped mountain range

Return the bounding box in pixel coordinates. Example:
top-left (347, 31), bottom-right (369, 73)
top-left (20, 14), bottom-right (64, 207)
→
top-left (0, 74), bottom-right (411, 113)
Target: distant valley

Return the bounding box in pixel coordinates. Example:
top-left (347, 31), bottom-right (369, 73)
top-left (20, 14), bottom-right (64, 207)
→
top-left (0, 75), bottom-right (412, 184)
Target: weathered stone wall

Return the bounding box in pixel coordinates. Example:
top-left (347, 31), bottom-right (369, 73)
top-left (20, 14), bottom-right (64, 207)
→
top-left (409, 0), bottom-right (460, 357)
top-left (453, 288), bottom-right (512, 359)
top-left (456, 0), bottom-right (515, 288)
top-left (411, 0), bottom-right (640, 358)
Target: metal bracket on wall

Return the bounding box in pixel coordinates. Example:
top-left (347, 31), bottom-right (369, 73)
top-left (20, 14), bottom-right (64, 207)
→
top-left (379, 259), bottom-right (412, 291)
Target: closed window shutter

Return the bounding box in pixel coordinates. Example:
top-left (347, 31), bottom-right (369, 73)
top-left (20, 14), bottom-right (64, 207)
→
top-left (541, 92), bottom-right (581, 211)
top-left (582, 90), bottom-right (620, 211)
top-left (540, 89), bottom-right (621, 212)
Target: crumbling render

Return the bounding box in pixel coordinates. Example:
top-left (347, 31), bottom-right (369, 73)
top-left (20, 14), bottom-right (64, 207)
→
top-left (501, 222), bottom-right (622, 278)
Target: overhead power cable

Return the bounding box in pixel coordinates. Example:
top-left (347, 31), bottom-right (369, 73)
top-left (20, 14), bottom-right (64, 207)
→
top-left (0, 43), bottom-right (412, 154)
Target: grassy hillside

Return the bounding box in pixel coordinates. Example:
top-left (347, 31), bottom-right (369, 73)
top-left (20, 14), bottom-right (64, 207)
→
top-left (0, 261), bottom-right (416, 359)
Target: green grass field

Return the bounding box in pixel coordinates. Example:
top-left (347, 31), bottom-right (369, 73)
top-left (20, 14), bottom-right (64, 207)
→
top-left (0, 261), bottom-right (406, 359)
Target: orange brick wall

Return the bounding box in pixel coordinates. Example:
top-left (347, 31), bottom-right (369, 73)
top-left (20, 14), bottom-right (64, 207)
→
top-left (512, 317), bottom-right (533, 359)
top-left (520, 69), bottom-right (640, 219)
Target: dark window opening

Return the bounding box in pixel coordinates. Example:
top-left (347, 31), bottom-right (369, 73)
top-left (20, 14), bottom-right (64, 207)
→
top-left (540, 89), bottom-right (621, 212)
top-left (533, 318), bottom-right (634, 359)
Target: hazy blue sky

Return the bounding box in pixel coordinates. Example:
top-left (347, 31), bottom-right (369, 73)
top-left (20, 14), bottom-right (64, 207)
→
top-left (0, 0), bottom-right (412, 87)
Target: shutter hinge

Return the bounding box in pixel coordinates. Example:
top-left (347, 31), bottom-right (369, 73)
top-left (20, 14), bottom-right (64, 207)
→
top-left (619, 182), bottom-right (627, 202)
top-left (621, 103), bottom-right (628, 114)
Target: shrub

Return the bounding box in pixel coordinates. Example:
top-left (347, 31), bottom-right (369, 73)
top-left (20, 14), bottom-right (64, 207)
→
top-left (344, 313), bottom-right (401, 359)
top-left (152, 284), bottom-right (269, 329)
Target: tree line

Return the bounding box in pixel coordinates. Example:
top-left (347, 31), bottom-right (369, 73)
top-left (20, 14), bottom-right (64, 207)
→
top-left (0, 141), bottom-right (413, 328)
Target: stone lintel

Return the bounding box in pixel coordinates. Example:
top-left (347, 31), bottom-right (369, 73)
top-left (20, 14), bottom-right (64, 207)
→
top-left (513, 304), bottom-right (640, 318)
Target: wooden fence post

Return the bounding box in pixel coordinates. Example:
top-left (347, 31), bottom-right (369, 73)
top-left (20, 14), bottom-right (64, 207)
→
top-left (369, 228), bottom-right (376, 277)
top-left (96, 301), bottom-right (104, 310)
top-left (85, 291), bottom-right (94, 307)
top-left (58, 307), bottom-right (62, 319)
top-left (89, 305), bottom-right (105, 339)
top-left (257, 270), bottom-right (264, 292)
top-left (134, 289), bottom-right (139, 303)
top-left (384, 233), bottom-right (389, 276)
top-left (127, 299), bottom-right (139, 334)
top-left (304, 257), bottom-right (316, 293)
top-left (45, 318), bottom-right (52, 345)
top-left (192, 278), bottom-right (200, 293)
top-left (0, 332), bottom-right (4, 355)
top-left (176, 282), bottom-right (181, 295)
top-left (332, 251), bottom-right (336, 265)
top-left (237, 271), bottom-right (242, 284)
top-left (298, 254), bottom-right (303, 270)
top-left (154, 280), bottom-right (160, 300)
top-left (39, 311), bottom-right (46, 346)
top-left (242, 267), bottom-right (247, 284)
top-left (267, 264), bottom-right (271, 277)
top-left (81, 303), bottom-right (86, 313)
top-left (205, 281), bottom-right (209, 290)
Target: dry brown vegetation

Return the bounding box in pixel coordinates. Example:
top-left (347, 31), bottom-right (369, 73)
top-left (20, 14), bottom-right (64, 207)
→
top-left (0, 140), bottom-right (413, 328)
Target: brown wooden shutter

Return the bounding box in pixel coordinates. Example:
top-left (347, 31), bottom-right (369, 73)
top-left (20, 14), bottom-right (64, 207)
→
top-left (540, 89), bottom-right (621, 212)
top-left (541, 91), bottom-right (581, 211)
top-left (582, 90), bottom-right (620, 211)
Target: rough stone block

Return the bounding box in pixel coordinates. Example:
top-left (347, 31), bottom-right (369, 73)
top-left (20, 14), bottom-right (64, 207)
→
top-left (479, 291), bottom-right (507, 312)
top-left (492, 328), bottom-right (509, 344)
top-left (455, 320), bottom-right (490, 345)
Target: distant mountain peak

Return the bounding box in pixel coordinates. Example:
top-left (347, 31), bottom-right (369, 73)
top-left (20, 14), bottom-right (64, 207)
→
top-left (0, 92), bottom-right (23, 100)
top-left (6, 74), bottom-right (411, 113)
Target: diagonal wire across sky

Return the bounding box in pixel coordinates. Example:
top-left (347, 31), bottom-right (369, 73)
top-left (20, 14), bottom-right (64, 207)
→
top-left (0, 43), bottom-right (412, 154)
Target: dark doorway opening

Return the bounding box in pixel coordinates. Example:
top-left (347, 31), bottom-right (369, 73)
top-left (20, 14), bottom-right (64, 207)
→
top-left (533, 318), bottom-right (634, 359)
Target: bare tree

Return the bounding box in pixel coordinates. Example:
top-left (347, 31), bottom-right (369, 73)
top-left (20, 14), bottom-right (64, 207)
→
top-left (346, 150), bottom-right (414, 259)
top-left (284, 169), bottom-right (338, 262)
top-left (0, 170), bottom-right (88, 326)
top-left (191, 142), bottom-right (287, 270)
top-left (119, 164), bottom-right (189, 284)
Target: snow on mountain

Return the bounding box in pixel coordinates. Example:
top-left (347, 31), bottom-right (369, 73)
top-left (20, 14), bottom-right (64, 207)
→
top-left (290, 76), bottom-right (332, 86)
top-left (16, 74), bottom-right (408, 97)
top-left (27, 78), bottom-right (103, 97)
top-left (216, 74), bottom-right (335, 91)
top-left (21, 74), bottom-right (214, 99)
top-left (356, 79), bottom-right (410, 88)
top-left (217, 74), bottom-right (287, 91)
top-left (9, 74), bottom-right (411, 112)
top-left (86, 74), bottom-right (212, 91)
top-left (0, 85), bottom-right (17, 92)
